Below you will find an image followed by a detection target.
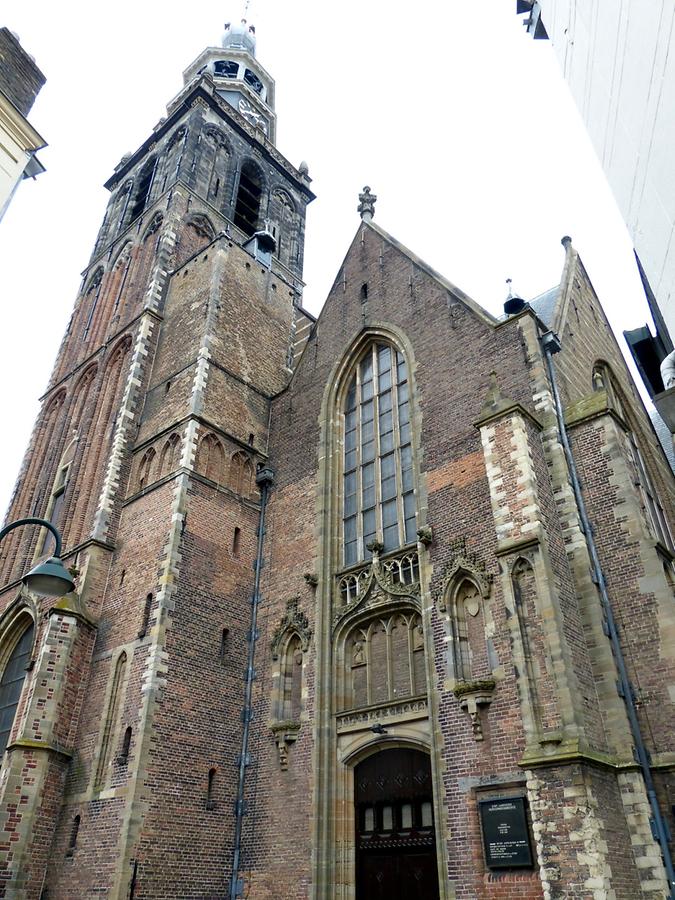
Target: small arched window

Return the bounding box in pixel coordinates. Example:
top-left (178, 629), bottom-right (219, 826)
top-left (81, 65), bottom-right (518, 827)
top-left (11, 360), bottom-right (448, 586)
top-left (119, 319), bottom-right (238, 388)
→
top-left (342, 343), bottom-right (415, 566)
top-left (0, 621), bottom-right (34, 756)
top-left (234, 162), bottom-right (264, 236)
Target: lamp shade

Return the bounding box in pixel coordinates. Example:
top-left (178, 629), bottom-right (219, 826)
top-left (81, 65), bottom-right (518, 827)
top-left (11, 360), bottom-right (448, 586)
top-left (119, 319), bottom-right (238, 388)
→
top-left (22, 557), bottom-right (75, 597)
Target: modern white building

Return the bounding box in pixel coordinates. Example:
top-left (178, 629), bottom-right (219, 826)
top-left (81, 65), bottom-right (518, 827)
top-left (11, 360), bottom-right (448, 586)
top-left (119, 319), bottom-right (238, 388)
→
top-left (519, 0), bottom-right (675, 448)
top-left (0, 28), bottom-right (45, 223)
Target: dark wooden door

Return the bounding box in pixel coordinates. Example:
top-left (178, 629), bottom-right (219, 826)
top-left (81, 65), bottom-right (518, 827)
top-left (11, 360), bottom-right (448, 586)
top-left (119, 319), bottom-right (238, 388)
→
top-left (355, 749), bottom-right (440, 900)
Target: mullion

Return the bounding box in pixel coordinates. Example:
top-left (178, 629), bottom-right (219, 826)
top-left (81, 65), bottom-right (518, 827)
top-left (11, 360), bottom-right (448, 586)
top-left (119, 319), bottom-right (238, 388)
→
top-left (362, 346), bottom-right (378, 557)
top-left (342, 344), bottom-right (416, 567)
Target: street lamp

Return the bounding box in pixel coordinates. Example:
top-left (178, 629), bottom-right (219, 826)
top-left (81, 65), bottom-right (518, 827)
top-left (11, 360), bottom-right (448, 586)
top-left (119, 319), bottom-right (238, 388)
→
top-left (0, 518), bottom-right (75, 597)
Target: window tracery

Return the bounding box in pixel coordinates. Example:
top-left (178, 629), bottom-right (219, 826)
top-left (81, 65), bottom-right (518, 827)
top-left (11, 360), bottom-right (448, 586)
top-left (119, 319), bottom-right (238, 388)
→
top-left (342, 342), bottom-right (415, 566)
top-left (342, 610), bottom-right (424, 711)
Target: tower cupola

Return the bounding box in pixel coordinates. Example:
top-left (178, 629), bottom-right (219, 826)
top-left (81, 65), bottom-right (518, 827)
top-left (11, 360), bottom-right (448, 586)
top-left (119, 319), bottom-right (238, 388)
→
top-left (183, 19), bottom-right (276, 142)
top-left (222, 19), bottom-right (257, 55)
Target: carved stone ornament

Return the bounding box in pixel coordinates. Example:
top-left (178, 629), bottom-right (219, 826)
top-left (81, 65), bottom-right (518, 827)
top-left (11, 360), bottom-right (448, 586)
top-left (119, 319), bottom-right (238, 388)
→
top-left (333, 547), bottom-right (421, 631)
top-left (437, 551), bottom-right (492, 613)
top-left (417, 525), bottom-right (433, 546)
top-left (336, 697), bottom-right (428, 731)
top-left (453, 678), bottom-right (496, 741)
top-left (358, 186), bottom-right (377, 222)
top-left (271, 597), bottom-right (311, 660)
top-left (270, 721), bottom-right (301, 770)
top-left (303, 572), bottom-right (318, 587)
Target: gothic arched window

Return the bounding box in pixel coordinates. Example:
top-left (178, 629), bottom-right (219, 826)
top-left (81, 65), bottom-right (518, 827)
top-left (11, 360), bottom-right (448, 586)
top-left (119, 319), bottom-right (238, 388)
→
top-left (129, 156), bottom-right (157, 223)
top-left (342, 343), bottom-right (415, 566)
top-left (0, 621), bottom-right (34, 756)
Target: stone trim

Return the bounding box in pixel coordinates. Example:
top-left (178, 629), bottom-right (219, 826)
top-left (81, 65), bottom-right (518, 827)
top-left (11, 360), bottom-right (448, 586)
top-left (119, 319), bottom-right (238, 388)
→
top-left (6, 738), bottom-right (73, 760)
top-left (474, 398), bottom-right (543, 431)
top-left (520, 743), bottom-right (640, 771)
top-left (495, 533), bottom-right (541, 557)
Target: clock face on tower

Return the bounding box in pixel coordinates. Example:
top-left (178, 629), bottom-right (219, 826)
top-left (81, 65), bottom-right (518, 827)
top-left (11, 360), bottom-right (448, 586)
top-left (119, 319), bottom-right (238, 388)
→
top-left (238, 98), bottom-right (269, 136)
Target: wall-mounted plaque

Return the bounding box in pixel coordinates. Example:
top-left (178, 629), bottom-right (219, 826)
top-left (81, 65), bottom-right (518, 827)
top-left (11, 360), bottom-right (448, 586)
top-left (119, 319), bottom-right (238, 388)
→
top-left (479, 796), bottom-right (533, 869)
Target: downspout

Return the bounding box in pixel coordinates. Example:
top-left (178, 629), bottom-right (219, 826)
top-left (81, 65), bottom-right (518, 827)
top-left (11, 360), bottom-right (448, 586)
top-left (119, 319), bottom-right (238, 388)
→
top-left (541, 330), bottom-right (675, 899)
top-left (229, 465), bottom-right (275, 900)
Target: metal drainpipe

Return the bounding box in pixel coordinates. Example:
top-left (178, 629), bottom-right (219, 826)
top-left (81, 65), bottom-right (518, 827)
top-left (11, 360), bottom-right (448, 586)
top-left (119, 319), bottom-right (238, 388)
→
top-left (229, 465), bottom-right (274, 900)
top-left (541, 331), bottom-right (674, 898)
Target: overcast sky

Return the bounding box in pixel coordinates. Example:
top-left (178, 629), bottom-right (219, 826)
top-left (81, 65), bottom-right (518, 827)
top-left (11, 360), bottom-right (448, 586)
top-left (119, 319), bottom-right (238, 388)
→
top-left (0, 0), bottom-right (653, 519)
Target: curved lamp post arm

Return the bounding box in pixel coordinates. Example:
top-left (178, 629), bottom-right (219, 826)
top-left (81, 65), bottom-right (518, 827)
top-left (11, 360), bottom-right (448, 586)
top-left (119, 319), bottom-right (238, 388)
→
top-left (0, 518), bottom-right (62, 557)
top-left (0, 518), bottom-right (73, 598)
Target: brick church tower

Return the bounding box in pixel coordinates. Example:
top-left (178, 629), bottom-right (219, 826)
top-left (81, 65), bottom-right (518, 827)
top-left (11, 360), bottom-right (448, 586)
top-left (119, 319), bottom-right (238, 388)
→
top-left (0, 19), bottom-right (314, 898)
top-left (1, 18), bottom-right (675, 900)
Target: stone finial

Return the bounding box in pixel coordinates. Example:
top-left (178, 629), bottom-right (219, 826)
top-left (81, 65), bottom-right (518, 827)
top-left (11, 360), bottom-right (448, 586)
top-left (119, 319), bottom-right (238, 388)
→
top-left (561, 235), bottom-right (572, 249)
top-left (358, 186), bottom-right (377, 222)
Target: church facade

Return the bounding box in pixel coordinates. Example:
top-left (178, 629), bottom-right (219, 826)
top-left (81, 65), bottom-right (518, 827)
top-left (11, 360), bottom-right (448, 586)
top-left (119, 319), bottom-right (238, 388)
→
top-left (0, 21), bottom-right (673, 900)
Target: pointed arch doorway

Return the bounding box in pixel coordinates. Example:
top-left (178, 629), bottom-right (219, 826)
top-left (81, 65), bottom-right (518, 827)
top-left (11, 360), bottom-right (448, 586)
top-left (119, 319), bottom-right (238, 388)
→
top-left (354, 748), bottom-right (440, 899)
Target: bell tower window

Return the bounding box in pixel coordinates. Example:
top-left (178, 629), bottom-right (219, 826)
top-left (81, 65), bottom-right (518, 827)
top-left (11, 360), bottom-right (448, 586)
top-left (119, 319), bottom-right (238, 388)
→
top-left (129, 157), bottom-right (157, 223)
top-left (342, 343), bottom-right (415, 566)
top-left (214, 59), bottom-right (239, 78)
top-left (234, 163), bottom-right (263, 236)
top-left (244, 69), bottom-right (264, 95)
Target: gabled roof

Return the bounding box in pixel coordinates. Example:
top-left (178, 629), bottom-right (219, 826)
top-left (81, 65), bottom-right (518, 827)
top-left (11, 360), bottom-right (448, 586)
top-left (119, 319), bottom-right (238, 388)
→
top-left (366, 221), bottom-right (499, 327)
top-left (529, 285), bottom-right (559, 329)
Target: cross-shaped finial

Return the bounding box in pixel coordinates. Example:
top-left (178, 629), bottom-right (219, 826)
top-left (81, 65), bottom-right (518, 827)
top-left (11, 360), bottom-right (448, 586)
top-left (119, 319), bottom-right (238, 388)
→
top-left (358, 186), bottom-right (377, 222)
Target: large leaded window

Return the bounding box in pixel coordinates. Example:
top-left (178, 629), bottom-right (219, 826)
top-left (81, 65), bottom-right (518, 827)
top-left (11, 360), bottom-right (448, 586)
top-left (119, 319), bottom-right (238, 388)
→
top-left (343, 343), bottom-right (415, 566)
top-left (0, 623), bottom-right (34, 757)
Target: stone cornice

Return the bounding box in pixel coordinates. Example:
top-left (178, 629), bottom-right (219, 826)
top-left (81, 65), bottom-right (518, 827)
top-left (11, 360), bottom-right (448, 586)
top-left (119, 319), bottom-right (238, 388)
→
top-left (7, 738), bottom-right (73, 760)
top-left (518, 740), bottom-right (667, 772)
top-left (563, 390), bottom-right (628, 432)
top-left (495, 533), bottom-right (541, 558)
top-left (474, 399), bottom-right (543, 432)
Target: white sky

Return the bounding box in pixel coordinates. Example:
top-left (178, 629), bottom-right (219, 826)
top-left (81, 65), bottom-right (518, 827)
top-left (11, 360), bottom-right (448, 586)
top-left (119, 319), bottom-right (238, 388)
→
top-left (0, 0), bottom-right (653, 519)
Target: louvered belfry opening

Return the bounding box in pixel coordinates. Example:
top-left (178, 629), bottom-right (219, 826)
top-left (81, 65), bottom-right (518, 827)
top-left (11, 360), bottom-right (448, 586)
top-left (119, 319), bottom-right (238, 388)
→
top-left (234, 163), bottom-right (263, 236)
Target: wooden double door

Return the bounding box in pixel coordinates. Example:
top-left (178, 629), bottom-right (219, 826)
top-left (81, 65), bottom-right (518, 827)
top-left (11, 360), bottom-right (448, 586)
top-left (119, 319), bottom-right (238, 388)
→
top-left (355, 748), bottom-right (440, 900)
